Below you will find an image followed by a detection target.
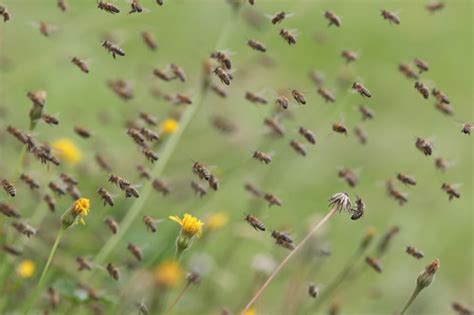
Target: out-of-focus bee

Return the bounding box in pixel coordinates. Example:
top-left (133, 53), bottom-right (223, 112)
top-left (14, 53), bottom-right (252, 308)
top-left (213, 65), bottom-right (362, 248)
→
top-left (77, 282), bottom-right (99, 300)
top-left (271, 230), bottom-right (293, 244)
top-left (414, 58), bottom-right (429, 73)
top-left (275, 95), bottom-right (289, 109)
top-left (141, 146), bottom-right (158, 163)
top-left (211, 115), bottom-right (236, 134)
top-left (127, 243), bottom-right (142, 261)
top-left (97, 187), bottom-right (114, 206)
top-left (441, 183), bottom-right (460, 201)
top-left (66, 185), bottom-right (81, 200)
top-left (354, 126), bottom-right (368, 145)
top-left (213, 67), bottom-right (233, 85)
top-left (136, 300), bottom-right (149, 315)
top-left (125, 186), bottom-right (139, 198)
top-left (156, 0), bottom-right (164, 5)
top-left (341, 50), bottom-right (358, 63)
top-left (324, 11), bottom-right (341, 27)
top-left (434, 157), bottom-right (450, 172)
top-left (20, 174), bottom-right (40, 190)
top-left (143, 215), bottom-right (159, 233)
top-left (405, 246), bottom-right (424, 259)
top-left (152, 178), bottom-right (171, 196)
top-left (76, 256), bottom-right (93, 271)
top-left (139, 112), bottom-right (157, 126)
top-left (298, 127), bottom-right (316, 145)
top-left (434, 102), bottom-right (454, 116)
top-left (44, 194), bottom-right (56, 212)
top-left (129, 0), bottom-right (145, 14)
top-left (332, 122), bottom-right (348, 135)
top-left (210, 84), bottom-right (227, 98)
top-left (192, 162), bottom-right (211, 181)
top-left (399, 63), bottom-right (419, 80)
top-left (386, 179), bottom-right (408, 205)
top-left (0, 203), bottom-right (20, 218)
top-left (191, 181), bottom-right (207, 198)
top-left (309, 70), bottom-right (325, 87)
top-left (317, 87), bottom-right (335, 103)
top-left (12, 222), bottom-right (36, 238)
top-left (210, 51), bottom-right (232, 70)
top-left (279, 29), bottom-right (297, 45)
top-left (264, 116), bottom-right (285, 137)
top-left (109, 174), bottom-right (130, 190)
top-left (71, 57), bottom-right (89, 74)
top-left (47, 287), bottom-right (60, 309)
top-left (246, 91), bottom-right (268, 105)
top-left (350, 196), bottom-right (365, 220)
top-left (248, 39), bottom-right (266, 52)
top-left (170, 63), bottom-right (186, 82)
top-left (270, 11), bottom-right (288, 24)
top-left (426, 2), bottom-right (445, 13)
top-left (338, 168), bottom-right (358, 187)
top-left (292, 89), bottom-right (306, 105)
top-left (98, 1), bottom-right (120, 14)
top-left (366, 256), bottom-right (382, 273)
top-left (102, 40), bottom-right (125, 59)
top-left (57, 0), bottom-right (67, 12)
top-left (381, 10), bottom-right (400, 25)
top-left (38, 21), bottom-right (54, 37)
top-left (174, 93), bottom-right (192, 105)
top-left (253, 151), bottom-right (272, 164)
top-left (460, 122), bottom-right (472, 135)
top-left (42, 114), bottom-right (59, 126)
top-left (290, 140), bottom-right (306, 156)
top-left (48, 182), bottom-right (65, 196)
top-left (136, 165), bottom-right (151, 180)
top-left (127, 128), bottom-right (146, 147)
top-left (359, 105), bottom-right (374, 120)
top-left (396, 173), bottom-right (416, 186)
top-left (108, 79), bottom-right (133, 101)
top-left (106, 263), bottom-right (119, 280)
top-left (264, 192), bottom-right (282, 207)
top-left (104, 217), bottom-right (118, 234)
top-left (352, 82), bottom-right (372, 98)
top-left (33, 144), bottom-right (61, 166)
top-left (244, 214), bottom-right (266, 231)
top-left (208, 175), bottom-right (219, 191)
top-left (244, 182), bottom-right (263, 198)
top-left (2, 179), bottom-right (16, 197)
top-left (0, 5), bottom-right (10, 22)
top-left (27, 90), bottom-right (47, 107)
top-left (308, 284), bottom-right (319, 298)
top-left (451, 302), bottom-right (472, 315)
top-left (95, 154), bottom-right (112, 172)
top-left (432, 88), bottom-right (450, 104)
top-left (414, 81), bottom-right (429, 99)
top-left (415, 137), bottom-right (433, 156)
top-left (141, 31), bottom-right (157, 50)
top-left (153, 68), bottom-right (172, 81)
top-left (74, 126), bottom-right (91, 138)
top-left (6, 126), bottom-right (28, 144)
top-left (3, 244), bottom-right (22, 256)
top-left (60, 173), bottom-right (78, 186)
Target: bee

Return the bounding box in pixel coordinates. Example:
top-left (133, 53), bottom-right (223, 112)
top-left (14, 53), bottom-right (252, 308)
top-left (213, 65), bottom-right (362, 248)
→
top-left (106, 263), bottom-right (120, 280)
top-left (211, 115), bottom-right (236, 135)
top-left (208, 175), bottom-right (219, 191)
top-left (332, 122), bottom-right (348, 135)
top-left (71, 57), bottom-right (89, 74)
top-left (192, 162), bottom-right (211, 181)
top-left (338, 168), bottom-right (358, 187)
top-left (297, 127), bottom-right (316, 145)
top-left (138, 112), bottom-right (157, 126)
top-left (271, 230), bottom-right (293, 244)
top-left (213, 67), bottom-right (233, 85)
top-left (441, 183), bottom-right (460, 201)
top-left (396, 173), bottom-right (416, 186)
top-left (152, 178), bottom-right (171, 196)
top-left (341, 50), bottom-right (358, 63)
top-left (275, 95), bottom-right (289, 109)
top-left (247, 39), bottom-right (266, 52)
top-left (350, 196), bottom-right (365, 220)
top-left (386, 180), bottom-right (408, 205)
top-left (98, 1), bottom-right (120, 14)
top-left (156, 0), bottom-right (164, 5)
top-left (47, 287), bottom-right (60, 309)
top-left (359, 105), bottom-right (374, 120)
top-left (309, 70), bottom-right (324, 87)
top-left (66, 185), bottom-right (81, 200)
top-left (271, 11), bottom-right (287, 24)
top-left (95, 154), bottom-right (112, 172)
top-left (191, 181), bottom-right (207, 198)
top-left (432, 88), bottom-right (450, 104)
top-left (136, 165), bottom-right (151, 180)
top-left (20, 174), bottom-right (40, 190)
top-left (434, 102), bottom-right (453, 116)
top-left (246, 91), bottom-right (268, 105)
top-left (60, 173), bottom-right (78, 186)
top-left (6, 126), bottom-right (28, 144)
top-left (308, 284), bottom-right (319, 298)
top-left (125, 186), bottom-right (140, 198)
top-left (109, 174), bottom-right (131, 190)
top-left (210, 51), bottom-right (232, 70)
top-left (41, 114), bottom-right (59, 126)
top-left (104, 217), bottom-right (119, 234)
top-left (127, 243), bottom-right (143, 261)
top-left (381, 10), bottom-right (400, 25)
top-left (324, 11), bottom-right (341, 27)
top-left (12, 222), bottom-right (36, 238)
top-left (0, 5), bottom-right (10, 22)
top-left (248, 0), bottom-right (255, 5)
top-left (244, 214), bottom-right (266, 231)
top-left (76, 256), bottom-right (92, 271)
top-left (317, 87), bottom-right (336, 103)
top-left (415, 137), bottom-right (433, 156)
top-left (44, 194), bottom-right (56, 212)
top-left (253, 151), bottom-right (272, 164)
top-left (27, 90), bottom-right (47, 107)
top-left (57, 0), bottom-right (67, 12)
top-left (414, 81), bottom-right (429, 99)
top-left (451, 302), bottom-right (472, 315)
top-left (290, 140), bottom-right (306, 156)
top-left (0, 203), bottom-right (20, 218)
top-left (434, 157), bottom-right (450, 172)
top-left (48, 182), bottom-right (65, 196)
top-left (74, 126), bottom-right (91, 138)
top-left (2, 179), bottom-right (16, 197)
top-left (279, 29), bottom-right (297, 45)
top-left (3, 244), bottom-right (22, 256)
top-left (399, 63), bottom-right (419, 80)
top-left (143, 215), bottom-right (159, 233)
top-left (38, 21), bottom-right (54, 37)
top-left (354, 126), bottom-right (368, 145)
top-left (365, 256), bottom-right (382, 273)
top-left (141, 146), bottom-right (158, 163)
top-left (174, 93), bottom-right (193, 105)
top-left (426, 2), bottom-right (445, 13)
top-left (405, 246), bottom-right (424, 259)
top-left (108, 79), bottom-right (134, 101)
top-left (264, 192), bottom-right (282, 207)
top-left (153, 68), bottom-right (172, 81)
top-left (169, 63), bottom-right (186, 82)
top-left (208, 85), bottom-right (227, 99)
top-left (292, 89), bottom-right (306, 104)
top-left (414, 58), bottom-right (429, 73)
top-left (244, 182), bottom-right (263, 198)
top-left (460, 123), bottom-right (472, 135)
top-left (102, 40), bottom-right (125, 59)
top-left (97, 187), bottom-right (114, 206)
top-left (352, 82), bottom-right (372, 98)
top-left (140, 31), bottom-right (157, 51)
top-left (129, 0), bottom-right (144, 14)
top-left (264, 117), bottom-right (285, 137)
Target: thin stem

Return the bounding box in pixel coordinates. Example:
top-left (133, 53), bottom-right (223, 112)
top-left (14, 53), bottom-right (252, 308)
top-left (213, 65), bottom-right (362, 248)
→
top-left (241, 206), bottom-right (339, 314)
top-left (163, 282), bottom-right (191, 315)
top-left (400, 286), bottom-right (422, 315)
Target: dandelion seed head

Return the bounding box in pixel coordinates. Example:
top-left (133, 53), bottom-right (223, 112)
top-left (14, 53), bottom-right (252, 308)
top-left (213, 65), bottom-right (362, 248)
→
top-left (328, 192), bottom-right (352, 212)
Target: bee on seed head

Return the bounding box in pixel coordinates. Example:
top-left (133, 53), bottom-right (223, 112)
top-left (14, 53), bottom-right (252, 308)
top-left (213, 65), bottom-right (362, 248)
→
top-left (291, 89), bottom-right (306, 105)
top-left (441, 183), bottom-right (460, 201)
top-left (405, 246), bottom-right (424, 259)
top-left (264, 116), bottom-right (285, 137)
top-left (399, 63), bottom-right (419, 80)
top-left (358, 105), bottom-right (374, 120)
top-left (248, 39), bottom-right (266, 52)
top-left (244, 214), bottom-right (266, 231)
top-left (366, 256), bottom-right (383, 273)
top-left (332, 122), bottom-right (348, 135)
top-left (415, 137), bottom-right (433, 156)
top-left (191, 180), bottom-right (207, 198)
top-left (109, 174), bottom-right (130, 190)
top-left (152, 178), bottom-right (171, 196)
top-left (192, 162), bottom-right (211, 181)
top-left (290, 139), bottom-right (307, 156)
top-left (414, 81), bottom-right (429, 99)
top-left (104, 217), bottom-right (119, 234)
top-left (213, 67), bottom-right (233, 85)
top-left (279, 29), bottom-right (297, 45)
top-left (98, 1), bottom-right (120, 14)
top-left (324, 11), bottom-right (341, 27)
top-left (102, 40), bottom-right (125, 59)
top-left (253, 151), bottom-right (272, 164)
top-left (76, 256), bottom-right (92, 271)
top-left (264, 192), bottom-right (282, 207)
top-left (106, 263), bottom-right (120, 280)
top-left (354, 126), bottom-right (368, 145)
top-left (57, 0), bottom-right (67, 12)
top-left (44, 194), bottom-right (56, 212)
top-left (143, 215), bottom-right (160, 233)
top-left (0, 5), bottom-right (10, 22)
top-left (71, 57), bottom-right (89, 74)
top-left (127, 243), bottom-right (143, 261)
top-left (396, 173), bottom-right (416, 186)
top-left (298, 127), bottom-right (316, 145)
top-left (431, 88), bottom-right (450, 104)
top-left (74, 126), bottom-right (92, 138)
top-left (350, 196), bottom-right (365, 220)
top-left (97, 187), bottom-right (114, 206)
top-left (426, 1), bottom-right (445, 13)
top-left (1, 179), bottom-right (16, 197)
top-left (352, 82), bottom-right (372, 98)
top-left (413, 58), bottom-right (429, 73)
top-left (341, 50), bottom-right (358, 63)
top-left (381, 9), bottom-right (400, 25)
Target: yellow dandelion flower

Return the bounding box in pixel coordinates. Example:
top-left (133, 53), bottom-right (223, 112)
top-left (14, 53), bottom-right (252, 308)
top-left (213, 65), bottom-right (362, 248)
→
top-left (17, 260), bottom-right (35, 278)
top-left (169, 213), bottom-right (204, 238)
top-left (51, 138), bottom-right (82, 164)
top-left (206, 212), bottom-right (229, 232)
top-left (154, 259), bottom-right (183, 288)
top-left (160, 118), bottom-right (179, 135)
top-left (243, 308), bottom-right (256, 315)
top-left (61, 197), bottom-right (91, 228)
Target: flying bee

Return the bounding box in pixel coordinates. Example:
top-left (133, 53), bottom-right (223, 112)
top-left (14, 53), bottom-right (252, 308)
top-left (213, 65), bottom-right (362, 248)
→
top-left (71, 57), bottom-right (89, 73)
top-left (27, 90), bottom-right (47, 107)
top-left (381, 10), bottom-right (400, 25)
top-left (354, 126), bottom-right (368, 145)
top-left (213, 67), bottom-right (233, 85)
top-left (270, 11), bottom-right (289, 24)
top-left (264, 192), bottom-right (282, 207)
top-left (42, 114), bottom-right (59, 125)
top-left (152, 178), bottom-right (171, 196)
top-left (341, 50), bottom-right (358, 63)
top-left (127, 128), bottom-right (146, 147)
top-left (415, 137), bottom-right (433, 156)
top-left (57, 0), bottom-right (67, 12)
top-left (44, 194), bottom-right (56, 212)
top-left (102, 40), bottom-right (125, 59)
top-left (426, 1), bottom-right (445, 13)
top-left (74, 126), bottom-right (91, 138)
top-left (139, 112), bottom-right (157, 126)
top-left (211, 115), bottom-right (236, 134)
top-left (309, 70), bottom-right (325, 87)
top-left (332, 122), bottom-right (348, 135)
top-left (396, 173), bottom-right (416, 186)
top-left (244, 182), bottom-right (263, 198)
top-left (2, 179), bottom-right (16, 197)
top-left (275, 95), bottom-right (289, 109)
top-left (46, 287), bottom-right (60, 309)
top-left (60, 173), bottom-right (78, 186)
top-left (48, 182), bottom-right (65, 196)
top-left (125, 186), bottom-right (139, 198)
top-left (405, 246), bottom-right (424, 259)
top-left (76, 256), bottom-right (93, 271)
top-left (359, 105), bottom-right (374, 120)
top-left (143, 215), bottom-right (160, 233)
top-left (12, 222), bottom-right (36, 238)
top-left (20, 174), bottom-right (40, 190)
top-left (104, 217), bottom-right (119, 234)
top-left (292, 89), bottom-right (306, 104)
top-left (127, 243), bottom-right (143, 261)
top-left (192, 162), bottom-right (211, 181)
top-left (432, 88), bottom-right (450, 104)
top-left (38, 21), bottom-right (54, 37)
top-left (106, 263), bottom-right (120, 281)
top-left (271, 230), bottom-right (293, 244)
top-left (3, 244), bottom-right (22, 256)
top-left (264, 116), bottom-right (285, 137)
top-left (108, 79), bottom-right (133, 100)
top-left (97, 187), bottom-right (114, 206)
top-left (451, 302), bottom-right (472, 315)
top-left (296, 127), bottom-right (316, 145)
top-left (308, 284), bottom-right (319, 298)
top-left (460, 122), bottom-right (472, 135)
top-left (174, 93), bottom-right (193, 105)
top-left (210, 84), bottom-right (227, 98)
top-left (279, 29), bottom-right (297, 45)
top-left (414, 58), bottom-right (429, 73)
top-left (141, 146), bottom-right (158, 163)
top-left (109, 174), bottom-right (131, 190)
top-left (136, 165), bottom-right (151, 180)
top-left (317, 87), bottom-right (335, 103)
top-left (435, 102), bottom-right (454, 116)
top-left (156, 0), bottom-right (163, 5)
top-left (0, 203), bottom-right (20, 218)
top-left (244, 214), bottom-right (266, 231)
top-left (247, 39), bottom-right (266, 52)
top-left (324, 11), bottom-right (341, 27)
top-left (352, 82), bottom-right (372, 98)
top-left (386, 180), bottom-right (408, 206)
top-left (0, 5), bottom-right (10, 22)
top-left (253, 151), bottom-right (272, 164)
top-left (441, 183), bottom-right (460, 201)
top-left (434, 157), bottom-right (450, 172)
top-left (129, 0), bottom-right (145, 14)
top-left (191, 181), bottom-right (207, 198)
top-left (153, 68), bottom-right (172, 81)
top-left (365, 256), bottom-right (382, 273)
top-left (98, 1), bottom-right (120, 14)
top-left (246, 91), bottom-right (268, 105)
top-left (208, 175), bottom-right (219, 191)
top-left (290, 140), bottom-right (306, 156)
top-left (210, 51), bottom-right (232, 70)
top-left (96, 154), bottom-right (112, 172)
top-left (167, 63), bottom-right (185, 82)
top-left (350, 196), bottom-right (365, 220)
top-left (414, 81), bottom-right (429, 99)
top-left (399, 63), bottom-right (419, 80)
top-left (338, 168), bottom-right (358, 187)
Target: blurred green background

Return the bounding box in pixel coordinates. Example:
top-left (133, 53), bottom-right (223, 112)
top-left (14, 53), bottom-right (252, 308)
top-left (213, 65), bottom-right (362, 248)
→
top-left (0, 0), bottom-right (472, 314)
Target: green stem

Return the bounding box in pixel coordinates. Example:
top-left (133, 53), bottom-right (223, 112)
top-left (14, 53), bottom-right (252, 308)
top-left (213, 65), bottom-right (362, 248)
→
top-left (164, 282), bottom-right (191, 315)
top-left (400, 286), bottom-right (422, 315)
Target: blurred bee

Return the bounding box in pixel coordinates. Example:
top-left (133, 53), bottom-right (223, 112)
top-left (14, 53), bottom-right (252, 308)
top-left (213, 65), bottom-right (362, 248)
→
top-left (271, 230), bottom-right (293, 244)
top-left (210, 84), bottom-right (227, 98)
top-left (434, 102), bottom-right (453, 116)
top-left (71, 57), bottom-right (89, 74)
top-left (0, 5), bottom-right (10, 22)
top-left (279, 29), bottom-right (297, 45)
top-left (139, 112), bottom-right (157, 126)
top-left (12, 222), bottom-right (36, 238)
top-left (365, 256), bottom-right (382, 273)
top-left (20, 174), bottom-right (40, 190)
top-left (77, 282), bottom-right (99, 300)
top-left (42, 114), bottom-right (59, 125)
top-left (208, 175), bottom-right (219, 191)
top-left (47, 287), bottom-right (60, 309)
top-left (38, 21), bottom-right (54, 37)
top-left (332, 122), bottom-right (348, 135)
top-left (264, 192), bottom-right (282, 207)
top-left (352, 82), bottom-right (372, 98)
top-left (338, 168), bottom-right (358, 187)
top-left (125, 186), bottom-right (140, 198)
top-left (324, 11), bottom-right (341, 27)
top-left (426, 1), bottom-right (445, 13)
top-left (192, 162), bottom-right (211, 181)
top-left (153, 68), bottom-right (172, 81)
top-left (143, 215), bottom-right (159, 233)
top-left (127, 243), bottom-right (142, 261)
top-left (48, 182), bottom-right (65, 196)
top-left (248, 39), bottom-right (266, 52)
top-left (317, 87), bottom-right (335, 103)
top-left (104, 217), bottom-right (118, 234)
top-left (174, 93), bottom-right (193, 105)
top-left (3, 244), bottom-right (22, 256)
top-left (57, 0), bottom-right (67, 12)
top-left (414, 58), bottom-right (429, 73)
top-left (106, 263), bottom-right (119, 280)
top-left (44, 194), bottom-right (56, 212)
top-left (386, 179), bottom-right (408, 205)
top-left (290, 140), bottom-right (306, 156)
top-left (415, 137), bottom-right (433, 156)
top-left (2, 179), bottom-right (16, 197)
top-left (432, 88), bottom-right (450, 104)
top-left (109, 174), bottom-right (130, 190)
top-left (275, 95), bottom-right (289, 109)
top-left (210, 51), bottom-right (232, 70)
top-left (248, 0), bottom-right (255, 5)
top-left (136, 165), bottom-right (151, 180)
top-left (96, 154), bottom-right (112, 172)
top-left (167, 64), bottom-right (186, 82)
top-left (359, 105), bottom-right (374, 120)
top-left (27, 90), bottom-right (47, 107)
top-left (451, 302), bottom-right (472, 315)
top-left (213, 67), bottom-right (233, 85)
top-left (341, 50), bottom-right (358, 63)
top-left (298, 127), bottom-right (316, 145)
top-left (102, 40), bottom-right (125, 59)
top-left (6, 126), bottom-right (28, 144)
top-left (141, 147), bottom-right (158, 163)
top-left (414, 81), bottom-right (429, 99)
top-left (244, 182), bottom-right (263, 198)
top-left (129, 0), bottom-right (144, 14)
top-left (127, 128), bottom-right (146, 147)
top-left (381, 10), bottom-right (400, 25)
top-left (76, 256), bottom-right (92, 271)
top-left (253, 151), bottom-right (272, 164)
top-left (108, 79), bottom-right (133, 100)
top-left (136, 300), bottom-right (149, 315)
top-left (309, 70), bottom-right (324, 87)
top-left (156, 0), bottom-right (164, 5)
top-left (152, 178), bottom-right (171, 196)
top-left (191, 181), bottom-right (207, 198)
top-left (211, 116), bottom-right (236, 134)
top-left (141, 31), bottom-right (157, 50)
top-left (308, 284), bottom-right (319, 298)
top-left (405, 246), bottom-right (424, 259)
top-left (74, 126), bottom-right (91, 138)
top-left (66, 185), bottom-right (81, 200)
top-left (441, 183), bottom-right (460, 201)
top-left (434, 157), bottom-right (450, 172)
top-left (244, 214), bottom-right (266, 231)
top-left (98, 1), bottom-right (120, 14)
top-left (460, 122), bottom-right (472, 135)
top-left (292, 89), bottom-right (306, 104)
top-left (271, 11), bottom-right (288, 24)
top-left (246, 91), bottom-right (268, 105)
top-left (399, 63), bottom-right (419, 80)
top-left (396, 173), bottom-right (416, 186)
top-left (354, 126), bottom-right (368, 145)
top-left (97, 187), bottom-right (114, 206)
top-left (60, 173), bottom-right (78, 186)
top-left (264, 116), bottom-right (285, 137)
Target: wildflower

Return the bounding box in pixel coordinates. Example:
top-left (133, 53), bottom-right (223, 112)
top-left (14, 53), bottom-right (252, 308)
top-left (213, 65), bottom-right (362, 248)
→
top-left (160, 118), bottom-right (178, 135)
top-left (51, 138), bottom-right (82, 164)
top-left (61, 198), bottom-right (90, 229)
top-left (169, 213), bottom-right (203, 258)
top-left (154, 260), bottom-right (183, 288)
top-left (17, 259), bottom-right (35, 278)
top-left (243, 308), bottom-right (256, 315)
top-left (328, 192), bottom-right (352, 212)
top-left (206, 212), bottom-right (229, 232)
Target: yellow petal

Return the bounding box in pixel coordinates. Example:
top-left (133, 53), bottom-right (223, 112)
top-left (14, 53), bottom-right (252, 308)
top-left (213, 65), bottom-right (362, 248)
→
top-left (169, 215), bottom-right (183, 226)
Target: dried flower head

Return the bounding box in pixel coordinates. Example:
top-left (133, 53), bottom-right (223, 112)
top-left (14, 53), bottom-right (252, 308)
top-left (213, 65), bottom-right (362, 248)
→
top-left (328, 192), bottom-right (352, 212)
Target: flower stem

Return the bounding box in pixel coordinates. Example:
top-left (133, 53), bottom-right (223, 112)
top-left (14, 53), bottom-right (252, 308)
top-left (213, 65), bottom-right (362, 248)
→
top-left (164, 282), bottom-right (191, 315)
top-left (241, 206), bottom-right (339, 314)
top-left (400, 286), bottom-right (423, 315)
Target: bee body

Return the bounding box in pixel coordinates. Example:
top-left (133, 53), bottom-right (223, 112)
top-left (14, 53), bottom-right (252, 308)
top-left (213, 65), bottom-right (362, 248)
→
top-left (350, 197), bottom-right (365, 220)
top-left (253, 151), bottom-right (272, 164)
top-left (20, 174), bottom-right (40, 190)
top-left (210, 51), bottom-right (232, 70)
top-left (143, 215), bottom-right (158, 233)
top-left (0, 203), bottom-right (20, 218)
top-left (338, 168), bottom-right (358, 187)
top-left (152, 178), bottom-right (171, 196)
top-left (102, 40), bottom-right (125, 59)
top-left (244, 183), bottom-right (263, 198)
top-left (292, 89), bottom-right (306, 104)
top-left (244, 214), bottom-right (266, 231)
top-left (127, 243), bottom-right (143, 261)
top-left (426, 2), bottom-right (445, 13)
top-left (129, 0), bottom-right (144, 14)
top-left (352, 82), bottom-right (372, 98)
top-left (97, 188), bottom-right (114, 206)
top-left (104, 217), bottom-right (119, 234)
top-left (264, 192), bottom-right (282, 207)
top-left (317, 87), bottom-right (335, 103)
top-left (141, 31), bottom-right (157, 50)
top-left (57, 0), bottom-right (67, 12)
top-left (248, 39), bottom-right (266, 52)
top-left (74, 126), bottom-right (91, 138)
top-left (414, 58), bottom-right (429, 73)
top-left (275, 95), bottom-right (289, 109)
top-left (0, 5), bottom-right (10, 22)
top-left (461, 123), bottom-right (472, 135)
top-left (48, 182), bottom-right (65, 196)
top-left (406, 246), bottom-right (424, 259)
top-left (139, 112), bottom-right (157, 126)
top-left (106, 263), bottom-right (120, 280)
top-left (397, 173), bottom-right (416, 186)
top-left (71, 57), bottom-right (89, 73)
top-left (341, 50), bottom-right (358, 63)
top-left (359, 105), bottom-right (374, 120)
top-left (366, 256), bottom-right (383, 273)
top-left (432, 88), bottom-right (450, 104)
top-left (2, 179), bottom-right (16, 197)
top-left (290, 140), bottom-right (306, 156)
top-left (44, 194), bottom-right (56, 212)
top-left (441, 183), bottom-right (460, 201)
top-left (414, 81), bottom-right (429, 99)
top-left (308, 284), bottom-right (318, 298)
top-left (354, 126), bottom-right (368, 145)
top-left (271, 11), bottom-right (286, 24)
top-left (192, 162), bottom-right (211, 181)
top-left (399, 63), bottom-right (419, 80)
top-left (12, 222), bottom-right (36, 238)
top-left (76, 257), bottom-right (92, 271)
top-left (211, 84), bottom-right (227, 98)
top-left (324, 11), bottom-right (341, 27)
top-left (213, 67), bottom-right (232, 85)
top-left (141, 146), bottom-right (158, 163)
top-left (208, 175), bottom-right (219, 191)
top-left (332, 123), bottom-right (348, 135)
top-left (98, 1), bottom-right (120, 14)
top-left (415, 137), bottom-right (433, 156)
top-left (109, 174), bottom-right (131, 190)
top-left (42, 114), bottom-right (59, 125)
top-left (381, 10), bottom-right (400, 25)
top-left (279, 29), bottom-right (296, 45)
top-left (299, 127), bottom-right (316, 144)
top-left (246, 91), bottom-right (268, 105)
top-left (264, 117), bottom-right (285, 137)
